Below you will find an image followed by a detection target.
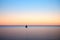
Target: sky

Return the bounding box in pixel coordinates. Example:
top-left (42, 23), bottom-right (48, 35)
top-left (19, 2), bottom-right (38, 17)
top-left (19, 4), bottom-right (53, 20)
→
top-left (0, 0), bottom-right (60, 25)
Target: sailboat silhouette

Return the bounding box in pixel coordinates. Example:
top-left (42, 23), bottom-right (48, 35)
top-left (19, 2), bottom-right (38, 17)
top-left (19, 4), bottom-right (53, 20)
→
top-left (25, 25), bottom-right (28, 28)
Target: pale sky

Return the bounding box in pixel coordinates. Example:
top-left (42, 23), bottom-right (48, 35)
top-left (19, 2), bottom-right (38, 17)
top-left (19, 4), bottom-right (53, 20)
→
top-left (0, 0), bottom-right (60, 25)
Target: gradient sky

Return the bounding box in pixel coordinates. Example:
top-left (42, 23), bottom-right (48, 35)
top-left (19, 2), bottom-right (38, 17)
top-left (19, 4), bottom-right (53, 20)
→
top-left (0, 0), bottom-right (60, 25)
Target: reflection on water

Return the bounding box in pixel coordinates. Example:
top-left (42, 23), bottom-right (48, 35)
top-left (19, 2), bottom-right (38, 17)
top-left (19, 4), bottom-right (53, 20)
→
top-left (0, 26), bottom-right (60, 40)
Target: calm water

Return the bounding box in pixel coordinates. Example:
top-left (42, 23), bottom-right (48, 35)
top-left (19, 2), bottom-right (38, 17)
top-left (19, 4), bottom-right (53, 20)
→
top-left (0, 26), bottom-right (60, 40)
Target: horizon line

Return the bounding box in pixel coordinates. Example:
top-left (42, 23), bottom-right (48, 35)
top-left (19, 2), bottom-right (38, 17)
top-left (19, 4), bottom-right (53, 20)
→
top-left (0, 24), bottom-right (60, 26)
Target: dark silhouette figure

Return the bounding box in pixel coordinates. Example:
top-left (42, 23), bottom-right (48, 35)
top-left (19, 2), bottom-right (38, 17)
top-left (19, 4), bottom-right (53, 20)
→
top-left (25, 25), bottom-right (28, 28)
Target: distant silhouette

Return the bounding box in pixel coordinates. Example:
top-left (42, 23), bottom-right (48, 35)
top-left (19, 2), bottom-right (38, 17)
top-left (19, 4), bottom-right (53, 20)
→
top-left (25, 25), bottom-right (28, 28)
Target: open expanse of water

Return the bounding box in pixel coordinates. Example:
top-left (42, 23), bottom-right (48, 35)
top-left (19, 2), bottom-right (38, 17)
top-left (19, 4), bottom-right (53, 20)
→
top-left (0, 25), bottom-right (60, 40)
